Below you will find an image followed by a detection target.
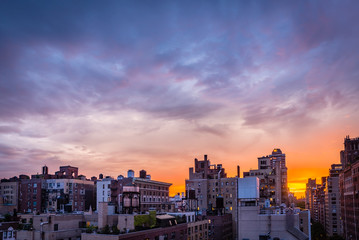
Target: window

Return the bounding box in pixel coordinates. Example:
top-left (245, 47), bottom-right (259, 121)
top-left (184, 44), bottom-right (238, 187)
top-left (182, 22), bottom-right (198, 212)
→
top-left (54, 224), bottom-right (59, 231)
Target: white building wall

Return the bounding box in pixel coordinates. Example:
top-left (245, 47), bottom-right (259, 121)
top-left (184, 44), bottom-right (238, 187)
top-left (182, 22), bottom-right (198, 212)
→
top-left (238, 177), bottom-right (259, 199)
top-left (96, 179), bottom-right (112, 211)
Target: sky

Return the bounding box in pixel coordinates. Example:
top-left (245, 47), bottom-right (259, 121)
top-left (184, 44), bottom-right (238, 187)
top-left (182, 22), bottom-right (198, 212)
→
top-left (1, 1), bottom-right (359, 197)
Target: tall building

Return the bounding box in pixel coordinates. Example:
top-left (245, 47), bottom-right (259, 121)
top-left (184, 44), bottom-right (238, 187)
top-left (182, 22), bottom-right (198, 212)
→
top-left (185, 155), bottom-right (237, 238)
top-left (186, 155), bottom-right (238, 214)
top-left (340, 136), bottom-right (359, 240)
top-left (305, 178), bottom-right (317, 215)
top-left (305, 165), bottom-right (343, 237)
top-left (316, 177), bottom-right (327, 227)
top-left (325, 164), bottom-right (342, 236)
top-left (243, 148), bottom-right (288, 206)
top-left (305, 164), bottom-right (343, 237)
top-left (340, 136), bottom-right (359, 168)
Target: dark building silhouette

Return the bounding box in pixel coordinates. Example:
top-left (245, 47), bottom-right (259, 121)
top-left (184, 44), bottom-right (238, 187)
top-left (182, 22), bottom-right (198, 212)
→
top-left (340, 137), bottom-right (359, 240)
top-left (139, 170), bottom-right (147, 179)
top-left (340, 135), bottom-right (359, 168)
top-left (42, 165), bottom-right (48, 175)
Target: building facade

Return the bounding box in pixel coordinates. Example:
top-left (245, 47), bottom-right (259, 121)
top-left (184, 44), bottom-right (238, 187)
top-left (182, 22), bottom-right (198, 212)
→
top-left (306, 164), bottom-right (343, 237)
top-left (18, 165), bottom-right (96, 214)
top-left (237, 178), bottom-right (310, 240)
top-left (185, 155), bottom-right (237, 238)
top-left (340, 160), bottom-right (359, 239)
top-left (325, 164), bottom-right (342, 236)
top-left (44, 178), bottom-right (96, 213)
top-left (134, 177), bottom-right (171, 212)
top-left (0, 181), bottom-right (19, 214)
top-left (305, 178), bottom-right (318, 221)
top-left (17, 213), bottom-right (86, 240)
top-left (243, 149), bottom-right (288, 207)
top-left (96, 177), bottom-right (113, 210)
top-left (96, 170), bottom-right (171, 213)
top-left (340, 136), bottom-right (359, 168)
top-left (339, 136), bottom-right (359, 240)
top-left (19, 178), bottom-right (45, 213)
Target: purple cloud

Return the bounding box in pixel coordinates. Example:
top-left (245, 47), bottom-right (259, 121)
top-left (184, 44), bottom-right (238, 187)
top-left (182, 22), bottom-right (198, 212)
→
top-left (1, 1), bottom-right (359, 181)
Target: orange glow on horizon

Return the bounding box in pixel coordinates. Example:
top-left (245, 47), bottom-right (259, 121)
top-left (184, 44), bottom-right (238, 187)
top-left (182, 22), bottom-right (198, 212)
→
top-left (168, 167), bottom-right (332, 198)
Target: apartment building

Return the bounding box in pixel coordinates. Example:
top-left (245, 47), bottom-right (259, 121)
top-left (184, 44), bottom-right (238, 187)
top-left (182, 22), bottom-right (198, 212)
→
top-left (0, 181), bottom-right (18, 207)
top-left (96, 170), bottom-right (171, 213)
top-left (243, 148), bottom-right (288, 207)
top-left (18, 165), bottom-right (96, 213)
top-left (185, 155), bottom-right (237, 239)
top-left (325, 164), bottom-right (342, 236)
top-left (340, 136), bottom-right (359, 240)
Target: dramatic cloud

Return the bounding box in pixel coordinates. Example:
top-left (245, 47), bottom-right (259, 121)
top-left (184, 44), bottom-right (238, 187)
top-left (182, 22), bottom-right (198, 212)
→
top-left (1, 1), bottom-right (359, 195)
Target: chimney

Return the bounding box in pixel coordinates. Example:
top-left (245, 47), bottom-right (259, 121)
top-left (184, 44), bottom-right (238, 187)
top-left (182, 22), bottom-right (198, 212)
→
top-left (42, 165), bottom-right (48, 175)
top-left (140, 170), bottom-right (146, 179)
top-left (204, 155), bottom-right (208, 179)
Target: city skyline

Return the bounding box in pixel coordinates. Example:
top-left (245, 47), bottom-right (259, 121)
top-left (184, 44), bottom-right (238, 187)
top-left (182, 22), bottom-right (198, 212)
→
top-left (1, 1), bottom-right (359, 198)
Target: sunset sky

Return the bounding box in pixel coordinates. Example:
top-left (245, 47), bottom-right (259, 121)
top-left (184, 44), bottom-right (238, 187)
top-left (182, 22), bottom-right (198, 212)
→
top-left (1, 1), bottom-right (359, 197)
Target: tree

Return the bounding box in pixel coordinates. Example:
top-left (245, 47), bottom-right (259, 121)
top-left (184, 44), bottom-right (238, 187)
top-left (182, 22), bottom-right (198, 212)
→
top-left (311, 222), bottom-right (327, 240)
top-left (329, 235), bottom-right (345, 240)
top-left (100, 224), bottom-right (110, 234)
top-left (111, 225), bottom-right (120, 234)
top-left (86, 225), bottom-right (97, 233)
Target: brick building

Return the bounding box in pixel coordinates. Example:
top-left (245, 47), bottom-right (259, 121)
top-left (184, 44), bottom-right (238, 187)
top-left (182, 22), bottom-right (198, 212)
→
top-left (135, 177), bottom-right (171, 212)
top-left (96, 170), bottom-right (171, 213)
top-left (19, 178), bottom-right (44, 213)
top-left (18, 165), bottom-right (96, 214)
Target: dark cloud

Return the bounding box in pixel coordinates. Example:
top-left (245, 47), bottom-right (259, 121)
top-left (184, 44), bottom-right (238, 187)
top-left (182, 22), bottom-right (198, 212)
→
top-left (0, 126), bottom-right (20, 134)
top-left (0, 143), bottom-right (64, 176)
top-left (194, 123), bottom-right (228, 137)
